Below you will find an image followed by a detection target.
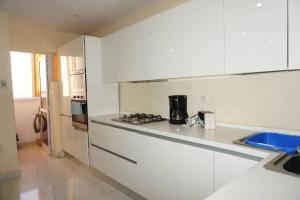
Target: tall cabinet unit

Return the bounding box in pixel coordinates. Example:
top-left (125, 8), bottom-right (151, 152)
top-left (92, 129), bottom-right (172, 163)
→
top-left (85, 36), bottom-right (119, 116)
top-left (289, 0), bottom-right (300, 70)
top-left (59, 36), bottom-right (119, 164)
top-left (58, 36), bottom-right (88, 164)
top-left (224, 0), bottom-right (287, 74)
top-left (180, 0), bottom-right (225, 77)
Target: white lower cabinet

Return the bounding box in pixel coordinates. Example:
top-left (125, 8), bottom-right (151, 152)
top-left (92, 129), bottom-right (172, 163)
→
top-left (89, 145), bottom-right (137, 190)
top-left (179, 144), bottom-right (214, 200)
top-left (88, 124), bottom-right (260, 200)
top-left (135, 134), bottom-right (179, 200)
top-left (214, 152), bottom-right (258, 190)
top-left (61, 116), bottom-right (73, 154)
top-left (72, 128), bottom-right (89, 165)
top-left (61, 116), bottom-right (89, 165)
top-left (89, 122), bottom-right (137, 190)
top-left (89, 122), bottom-right (137, 160)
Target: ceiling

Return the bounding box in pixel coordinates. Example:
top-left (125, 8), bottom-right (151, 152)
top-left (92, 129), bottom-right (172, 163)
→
top-left (0, 0), bottom-right (160, 34)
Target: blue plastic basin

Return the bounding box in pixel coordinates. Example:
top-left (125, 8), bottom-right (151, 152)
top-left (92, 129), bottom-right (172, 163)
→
top-left (245, 132), bottom-right (300, 154)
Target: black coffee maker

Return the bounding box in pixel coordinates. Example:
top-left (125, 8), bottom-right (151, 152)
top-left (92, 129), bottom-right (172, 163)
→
top-left (169, 95), bottom-right (189, 124)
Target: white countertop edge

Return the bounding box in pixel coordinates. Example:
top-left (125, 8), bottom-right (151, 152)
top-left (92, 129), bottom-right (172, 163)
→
top-left (89, 114), bottom-right (271, 159)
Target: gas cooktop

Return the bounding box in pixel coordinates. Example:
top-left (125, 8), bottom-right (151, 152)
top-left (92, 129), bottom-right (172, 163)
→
top-left (111, 113), bottom-right (167, 125)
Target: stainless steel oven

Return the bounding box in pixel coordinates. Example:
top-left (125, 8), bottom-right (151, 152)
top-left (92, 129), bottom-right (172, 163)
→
top-left (71, 100), bottom-right (88, 131)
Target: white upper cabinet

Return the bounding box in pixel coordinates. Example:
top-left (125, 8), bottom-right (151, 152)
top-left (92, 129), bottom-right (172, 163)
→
top-left (100, 0), bottom-right (290, 81)
top-left (117, 24), bottom-right (143, 82)
top-left (85, 36), bottom-right (119, 116)
top-left (180, 0), bottom-right (225, 77)
top-left (64, 36), bottom-right (85, 74)
top-left (289, 0), bottom-right (300, 70)
top-left (117, 7), bottom-right (181, 81)
top-left (224, 0), bottom-right (288, 74)
top-left (101, 32), bottom-right (119, 83)
top-left (146, 7), bottom-right (181, 80)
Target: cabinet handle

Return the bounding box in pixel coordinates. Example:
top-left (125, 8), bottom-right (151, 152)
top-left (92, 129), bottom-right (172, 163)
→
top-left (90, 143), bottom-right (137, 165)
top-left (74, 126), bottom-right (88, 133)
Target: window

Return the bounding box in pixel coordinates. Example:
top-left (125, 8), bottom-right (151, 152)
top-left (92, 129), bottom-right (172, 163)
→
top-left (60, 56), bottom-right (70, 96)
top-left (10, 51), bottom-right (33, 98)
top-left (11, 52), bottom-right (58, 98)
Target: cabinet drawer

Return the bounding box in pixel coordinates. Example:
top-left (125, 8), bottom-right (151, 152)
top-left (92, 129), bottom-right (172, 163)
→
top-left (89, 122), bottom-right (137, 161)
top-left (90, 145), bottom-right (137, 191)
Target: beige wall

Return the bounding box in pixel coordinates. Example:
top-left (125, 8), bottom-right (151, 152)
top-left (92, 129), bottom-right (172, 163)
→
top-left (92, 0), bottom-right (187, 37)
top-left (0, 12), bottom-right (19, 176)
top-left (9, 22), bottom-right (78, 53)
top-left (120, 71), bottom-right (300, 131)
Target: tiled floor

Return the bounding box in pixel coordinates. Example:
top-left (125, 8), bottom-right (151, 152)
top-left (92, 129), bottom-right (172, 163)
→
top-left (0, 145), bottom-right (133, 200)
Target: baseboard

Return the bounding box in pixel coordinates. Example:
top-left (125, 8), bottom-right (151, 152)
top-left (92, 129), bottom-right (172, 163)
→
top-left (0, 169), bottom-right (20, 181)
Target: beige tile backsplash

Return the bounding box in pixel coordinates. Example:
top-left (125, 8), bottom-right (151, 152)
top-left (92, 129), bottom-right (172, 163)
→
top-left (120, 71), bottom-right (300, 131)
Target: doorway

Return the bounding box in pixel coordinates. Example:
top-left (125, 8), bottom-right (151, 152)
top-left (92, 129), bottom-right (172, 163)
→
top-left (10, 51), bottom-right (57, 155)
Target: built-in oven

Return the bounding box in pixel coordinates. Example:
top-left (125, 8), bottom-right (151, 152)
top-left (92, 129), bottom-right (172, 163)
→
top-left (71, 99), bottom-right (88, 131)
top-left (70, 72), bottom-right (86, 100)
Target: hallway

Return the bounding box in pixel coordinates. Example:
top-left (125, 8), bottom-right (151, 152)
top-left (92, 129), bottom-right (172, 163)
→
top-left (0, 145), bottom-right (133, 200)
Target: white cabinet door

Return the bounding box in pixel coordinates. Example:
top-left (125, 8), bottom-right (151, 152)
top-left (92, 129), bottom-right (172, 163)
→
top-left (89, 122), bottom-right (137, 161)
top-left (136, 134), bottom-right (179, 200)
top-left (146, 7), bottom-right (181, 80)
top-left (66, 36), bottom-right (85, 74)
top-left (61, 116), bottom-right (73, 154)
top-left (180, 0), bottom-right (224, 77)
top-left (214, 152), bottom-right (258, 191)
top-left (58, 50), bottom-right (71, 116)
top-left (117, 24), bottom-right (143, 82)
top-left (179, 144), bottom-right (214, 200)
top-left (85, 36), bottom-right (119, 116)
top-left (101, 32), bottom-right (119, 83)
top-left (224, 0), bottom-right (287, 74)
top-left (289, 0), bottom-right (300, 70)
top-left (89, 144), bottom-right (137, 191)
top-left (72, 128), bottom-right (89, 165)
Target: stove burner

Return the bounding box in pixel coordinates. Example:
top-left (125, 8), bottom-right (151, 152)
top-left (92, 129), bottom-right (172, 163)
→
top-left (112, 113), bottom-right (166, 125)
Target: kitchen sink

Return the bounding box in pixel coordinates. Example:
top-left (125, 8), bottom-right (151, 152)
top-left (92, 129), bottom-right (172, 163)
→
top-left (283, 156), bottom-right (300, 175)
top-left (234, 132), bottom-right (300, 154)
top-left (265, 154), bottom-right (300, 177)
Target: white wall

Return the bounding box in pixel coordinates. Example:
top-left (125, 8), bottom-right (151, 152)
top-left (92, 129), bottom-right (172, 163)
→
top-left (14, 98), bottom-right (40, 143)
top-left (0, 12), bottom-right (19, 177)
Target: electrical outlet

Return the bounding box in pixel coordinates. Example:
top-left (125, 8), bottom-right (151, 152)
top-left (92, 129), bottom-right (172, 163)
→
top-left (201, 95), bottom-right (210, 103)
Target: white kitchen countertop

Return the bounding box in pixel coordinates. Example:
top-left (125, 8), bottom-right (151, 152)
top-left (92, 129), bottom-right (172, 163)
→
top-left (89, 114), bottom-right (300, 200)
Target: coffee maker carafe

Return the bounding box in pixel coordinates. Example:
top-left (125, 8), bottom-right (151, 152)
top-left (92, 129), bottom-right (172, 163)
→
top-left (169, 95), bottom-right (189, 124)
